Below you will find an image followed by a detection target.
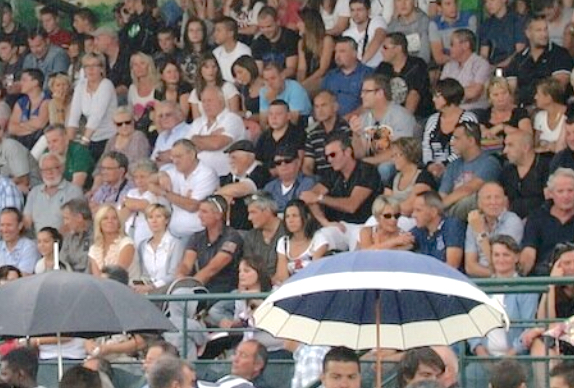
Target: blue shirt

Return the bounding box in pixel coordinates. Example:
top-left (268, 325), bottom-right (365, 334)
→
top-left (259, 79), bottom-right (312, 116)
top-left (152, 121), bottom-right (190, 160)
top-left (0, 237), bottom-right (40, 274)
top-left (263, 173), bottom-right (316, 213)
top-left (411, 217), bottom-right (465, 265)
top-left (322, 63), bottom-right (373, 116)
top-left (22, 44), bottom-right (70, 89)
top-left (0, 175), bottom-right (23, 211)
top-left (439, 152), bottom-right (502, 195)
top-left (478, 10), bottom-right (527, 65)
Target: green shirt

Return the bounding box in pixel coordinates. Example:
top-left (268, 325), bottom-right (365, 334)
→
top-left (64, 142), bottom-right (95, 189)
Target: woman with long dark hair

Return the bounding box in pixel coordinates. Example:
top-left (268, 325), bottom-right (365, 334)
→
top-left (307, 0), bottom-right (350, 36)
top-left (180, 17), bottom-right (209, 86)
top-left (155, 58), bottom-right (192, 120)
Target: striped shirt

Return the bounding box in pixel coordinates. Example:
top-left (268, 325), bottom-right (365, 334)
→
top-left (422, 110), bottom-right (477, 165)
top-left (0, 175), bottom-right (23, 211)
top-left (304, 117), bottom-right (350, 177)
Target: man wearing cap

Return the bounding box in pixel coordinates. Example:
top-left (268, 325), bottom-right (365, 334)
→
top-left (23, 27), bottom-right (69, 88)
top-left (264, 146), bottom-right (315, 213)
top-left (186, 86), bottom-right (246, 177)
top-left (217, 140), bottom-right (271, 230)
top-left (93, 26), bottom-right (132, 96)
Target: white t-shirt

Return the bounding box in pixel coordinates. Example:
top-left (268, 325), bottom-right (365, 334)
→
top-left (343, 16), bottom-right (387, 68)
top-left (229, 1), bottom-right (265, 28)
top-left (321, 0), bottom-right (351, 31)
top-left (189, 82), bottom-right (240, 116)
top-left (276, 232), bottom-right (328, 274)
top-left (186, 108), bottom-right (246, 176)
top-left (370, 0), bottom-right (394, 24)
top-left (39, 338), bottom-right (86, 360)
top-left (486, 294), bottom-right (509, 356)
top-left (213, 42), bottom-right (253, 83)
top-left (124, 189), bottom-right (161, 247)
top-left (534, 110), bottom-right (566, 144)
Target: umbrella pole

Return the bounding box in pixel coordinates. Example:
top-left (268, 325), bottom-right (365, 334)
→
top-left (57, 332), bottom-right (63, 381)
top-left (376, 291), bottom-right (382, 388)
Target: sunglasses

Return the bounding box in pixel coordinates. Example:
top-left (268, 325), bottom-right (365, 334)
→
top-left (380, 212), bottom-right (401, 219)
top-left (273, 157), bottom-right (295, 166)
top-left (115, 120), bottom-right (132, 126)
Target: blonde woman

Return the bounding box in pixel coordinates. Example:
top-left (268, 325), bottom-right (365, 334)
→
top-left (89, 204), bottom-right (139, 280)
top-left (533, 77), bottom-right (568, 153)
top-left (128, 52), bottom-right (160, 137)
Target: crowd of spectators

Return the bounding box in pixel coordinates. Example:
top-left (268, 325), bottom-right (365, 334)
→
top-left (3, 0), bottom-right (574, 386)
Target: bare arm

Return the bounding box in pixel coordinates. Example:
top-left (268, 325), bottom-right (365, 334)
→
top-left (117, 244), bottom-right (135, 271)
top-left (283, 55), bottom-right (298, 79)
top-left (519, 247), bottom-right (536, 276)
top-left (326, 16), bottom-right (350, 36)
top-left (227, 95), bottom-right (241, 114)
top-left (302, 37), bottom-right (336, 86)
top-left (71, 172), bottom-right (88, 188)
top-left (464, 251), bottom-right (492, 277)
top-left (445, 247), bottom-right (463, 269)
top-left (193, 251), bottom-right (233, 285)
top-left (272, 253), bottom-right (290, 285)
top-left (430, 41), bottom-right (450, 66)
top-left (302, 157), bottom-right (315, 176)
top-left (176, 250), bottom-right (197, 278)
top-left (362, 28), bottom-right (385, 64)
top-left (404, 90), bottom-right (420, 114)
top-left (440, 177), bottom-right (484, 208)
top-left (191, 133), bottom-right (233, 152)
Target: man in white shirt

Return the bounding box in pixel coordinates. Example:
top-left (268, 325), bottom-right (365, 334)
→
top-left (150, 139), bottom-right (219, 243)
top-left (343, 0), bottom-right (387, 68)
top-left (213, 17), bottom-right (252, 83)
top-left (187, 86), bottom-right (246, 176)
top-left (151, 101), bottom-right (190, 167)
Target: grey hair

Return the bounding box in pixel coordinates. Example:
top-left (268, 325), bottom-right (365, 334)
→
top-left (200, 84), bottom-right (226, 105)
top-left (155, 100), bottom-right (183, 119)
top-left (114, 105), bottom-right (133, 119)
top-left (39, 151), bottom-right (64, 168)
top-left (405, 381), bottom-right (443, 388)
top-left (372, 195), bottom-right (400, 217)
top-left (148, 356), bottom-right (192, 388)
top-left (173, 138), bottom-right (197, 154)
top-left (417, 191), bottom-right (445, 215)
top-left (129, 158), bottom-right (159, 175)
top-left (245, 190), bottom-right (279, 215)
top-left (61, 198), bottom-right (92, 221)
top-left (547, 168), bottom-right (574, 192)
top-left (43, 123), bottom-right (66, 136)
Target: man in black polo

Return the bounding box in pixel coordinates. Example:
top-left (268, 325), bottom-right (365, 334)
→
top-left (505, 15), bottom-right (572, 107)
top-left (520, 168), bottom-right (574, 276)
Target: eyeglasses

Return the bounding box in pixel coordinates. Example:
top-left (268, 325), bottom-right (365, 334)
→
top-left (380, 212), bottom-right (401, 219)
top-left (273, 157), bottom-right (295, 166)
top-left (361, 88), bottom-right (380, 95)
top-left (115, 120), bottom-right (132, 126)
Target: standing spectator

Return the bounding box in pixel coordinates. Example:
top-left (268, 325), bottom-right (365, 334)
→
top-left (489, 359), bottom-right (527, 388)
top-left (550, 363), bottom-right (574, 388)
top-left (0, 3), bottom-right (27, 54)
top-left (0, 207), bottom-right (40, 275)
top-left (180, 17), bottom-right (209, 87)
top-left (22, 28), bottom-right (70, 88)
top-left (60, 199), bottom-right (93, 273)
top-left (67, 52), bottom-right (118, 162)
top-left (343, 0), bottom-right (387, 68)
top-left (148, 357), bottom-right (196, 388)
top-left (73, 8), bottom-right (98, 35)
top-left (213, 17), bottom-right (253, 84)
top-left (440, 29), bottom-right (491, 111)
top-left (0, 175), bottom-right (23, 211)
top-left (320, 347), bottom-right (362, 388)
top-left (23, 153), bottom-right (83, 233)
top-left (251, 6), bottom-right (299, 78)
top-left (93, 26), bottom-right (132, 96)
top-left (39, 6), bottom-right (72, 49)
top-left (321, 37), bottom-right (373, 118)
top-left (223, 0), bottom-right (266, 44)
top-left (0, 348), bottom-right (42, 388)
top-left (387, 0), bottom-right (431, 63)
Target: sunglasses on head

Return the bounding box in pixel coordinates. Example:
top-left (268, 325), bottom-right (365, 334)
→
top-left (380, 212), bottom-right (401, 219)
top-left (273, 157), bottom-right (295, 166)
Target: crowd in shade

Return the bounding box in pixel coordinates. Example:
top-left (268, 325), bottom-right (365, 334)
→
top-left (3, 0), bottom-right (574, 386)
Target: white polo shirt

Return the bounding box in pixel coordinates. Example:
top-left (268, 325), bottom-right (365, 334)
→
top-left (213, 42), bottom-right (253, 83)
top-left (343, 16), bottom-right (387, 68)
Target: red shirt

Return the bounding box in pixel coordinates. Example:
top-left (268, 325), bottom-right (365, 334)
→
top-left (49, 29), bottom-right (72, 48)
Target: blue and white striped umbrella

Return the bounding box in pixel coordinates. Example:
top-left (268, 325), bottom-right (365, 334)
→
top-left (254, 250), bottom-right (509, 350)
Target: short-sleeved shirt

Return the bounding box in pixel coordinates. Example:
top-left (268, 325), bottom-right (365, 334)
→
top-left (255, 124), bottom-right (306, 171)
top-left (213, 42), bottom-right (253, 83)
top-left (375, 56), bottom-right (434, 118)
top-left (251, 27), bottom-right (299, 69)
top-left (264, 173), bottom-right (316, 213)
top-left (429, 11), bottom-right (478, 55)
top-left (64, 142), bottom-right (95, 188)
top-left (439, 152), bottom-right (502, 194)
top-left (387, 10), bottom-right (431, 63)
top-left (22, 44), bottom-right (70, 88)
top-left (0, 138), bottom-right (41, 186)
top-left (342, 16), bottom-right (387, 68)
top-left (479, 10), bottom-right (527, 65)
top-left (243, 222), bottom-right (286, 275)
top-left (0, 237), bottom-right (40, 274)
top-left (501, 153), bottom-right (551, 219)
top-left (411, 217), bottom-right (465, 265)
top-left (440, 54), bottom-right (491, 111)
top-left (522, 205), bottom-right (574, 276)
top-left (505, 43), bottom-right (573, 106)
top-left (61, 227), bottom-right (93, 273)
top-left (360, 102), bottom-right (416, 140)
top-left (91, 179), bottom-right (134, 207)
top-left (0, 175), bottom-right (23, 211)
top-left (550, 147), bottom-right (574, 173)
top-left (186, 226), bottom-right (244, 293)
top-left (259, 79), bottom-right (312, 116)
top-left (304, 117), bottom-right (351, 178)
top-left (321, 63), bottom-right (373, 116)
top-left (320, 160), bottom-right (381, 224)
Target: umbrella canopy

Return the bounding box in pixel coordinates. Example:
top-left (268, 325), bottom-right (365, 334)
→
top-left (254, 250), bottom-right (509, 350)
top-left (0, 271), bottom-right (176, 338)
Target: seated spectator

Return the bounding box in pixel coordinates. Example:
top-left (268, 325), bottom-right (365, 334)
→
top-left (0, 35), bottom-right (24, 107)
top-left (149, 357), bottom-right (196, 388)
top-left (551, 109), bottom-right (574, 172)
top-left (151, 101), bottom-right (189, 167)
top-left (358, 195), bottom-right (414, 250)
top-left (385, 138), bottom-right (436, 215)
top-left (505, 15), bottom-right (572, 108)
top-left (0, 3), bottom-right (27, 55)
top-left (180, 17), bottom-right (209, 87)
top-left (47, 73), bottom-right (72, 128)
top-left (300, 131), bottom-right (380, 251)
top-left (251, 6), bottom-right (299, 78)
top-left (8, 68), bottom-right (49, 151)
top-left (0, 122), bottom-right (41, 194)
top-left (23, 152), bottom-right (83, 233)
top-left (464, 182), bottom-right (524, 277)
top-left (541, 0), bottom-right (573, 48)
top-left (217, 140), bottom-right (271, 230)
top-left (22, 28), bottom-right (70, 87)
top-left (67, 36), bottom-right (87, 87)
top-left (466, 234), bottom-right (538, 387)
top-left (489, 359), bottom-right (527, 388)
top-left (189, 53), bottom-right (241, 120)
top-left (264, 146), bottom-right (315, 213)
top-left (439, 121), bottom-right (502, 220)
top-left (67, 52), bottom-right (119, 162)
top-left (176, 195), bottom-right (243, 293)
top-left (229, 340), bottom-right (272, 385)
top-left (259, 63), bottom-right (312, 128)
top-left (321, 37), bottom-right (373, 118)
top-left (377, 32), bottom-right (433, 119)
top-left (89, 151), bottom-right (133, 212)
top-left (296, 8), bottom-right (335, 93)
top-left (521, 168), bottom-right (574, 276)
top-left (155, 58), bottom-right (192, 121)
top-left (0, 348), bottom-right (43, 388)
top-left (478, 0), bottom-right (526, 68)
top-left (0, 207), bottom-right (40, 275)
top-left (122, 0), bottom-right (160, 55)
top-left (550, 362), bottom-right (574, 388)
top-left (411, 191), bottom-right (464, 268)
top-left (233, 55), bottom-right (264, 129)
top-left (223, 0), bottom-right (266, 43)
top-left (273, 199), bottom-right (328, 284)
top-left (45, 124), bottom-right (94, 189)
top-left (422, 78), bottom-right (477, 181)
top-left (142, 340), bottom-right (180, 388)
top-left (343, 0), bottom-right (386, 68)
top-left (120, 159), bottom-right (160, 247)
top-left (397, 347), bottom-right (445, 388)
top-left (213, 17), bottom-right (253, 84)
top-left (59, 365), bottom-right (101, 388)
top-left (255, 99), bottom-right (306, 173)
top-left (429, 0), bottom-right (477, 66)
top-left (150, 139), bottom-right (219, 242)
top-left (0, 265), bottom-right (21, 285)
top-left (39, 6), bottom-right (72, 49)
top-left (533, 77), bottom-right (568, 153)
top-left (60, 199), bottom-right (93, 273)
top-left (502, 131), bottom-right (551, 219)
top-left (135, 204), bottom-right (184, 294)
top-left (35, 226), bottom-right (70, 273)
top-left (153, 27), bottom-right (184, 66)
top-left (387, 0), bottom-right (430, 63)
top-left (440, 29), bottom-right (490, 112)
top-left (244, 191), bottom-right (286, 275)
top-left (187, 85), bottom-right (246, 176)
top-left (0, 175), bottom-right (23, 211)
top-left (89, 204), bottom-right (138, 280)
top-left (93, 27), bottom-right (131, 97)
top-left (72, 7), bottom-right (98, 36)
top-left (128, 52), bottom-right (159, 144)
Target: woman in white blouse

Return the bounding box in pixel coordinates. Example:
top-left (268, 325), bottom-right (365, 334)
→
top-left (67, 52), bottom-right (118, 162)
top-left (533, 77), bottom-right (567, 153)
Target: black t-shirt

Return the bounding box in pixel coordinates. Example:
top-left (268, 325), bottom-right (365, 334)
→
top-left (251, 27), bottom-right (299, 69)
top-left (0, 24), bottom-right (27, 48)
top-left (320, 160), bottom-right (381, 223)
top-left (220, 164), bottom-right (271, 230)
top-left (375, 56), bottom-right (434, 118)
top-left (255, 124), bottom-right (306, 172)
top-left (550, 148), bottom-right (574, 174)
top-left (384, 168), bottom-right (437, 191)
top-left (122, 11), bottom-right (160, 54)
top-left (106, 48), bottom-right (132, 89)
top-left (0, 55), bottom-right (24, 107)
top-left (477, 107), bottom-right (529, 129)
top-left (501, 153), bottom-right (551, 219)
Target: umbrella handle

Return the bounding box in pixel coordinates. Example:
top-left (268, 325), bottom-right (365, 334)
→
top-left (376, 291), bottom-right (382, 388)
